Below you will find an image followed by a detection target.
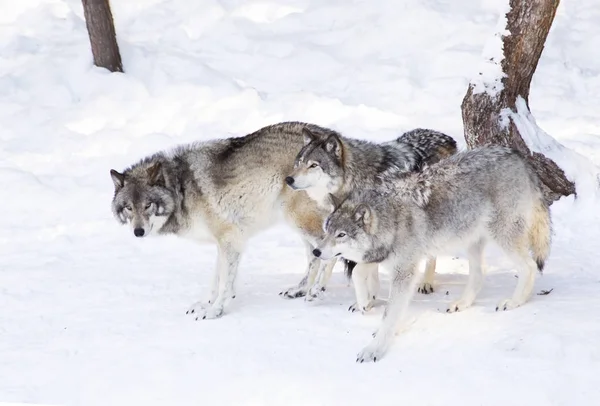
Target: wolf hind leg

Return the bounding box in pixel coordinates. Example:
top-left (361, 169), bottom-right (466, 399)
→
top-left (496, 243), bottom-right (538, 311)
top-left (280, 239), bottom-right (320, 299)
top-left (494, 214), bottom-right (538, 311)
top-left (417, 256), bottom-right (436, 294)
top-left (447, 239), bottom-right (485, 313)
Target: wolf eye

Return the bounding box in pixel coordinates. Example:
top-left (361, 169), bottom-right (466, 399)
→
top-left (145, 202), bottom-right (153, 210)
top-left (309, 163), bottom-right (318, 169)
top-left (336, 232), bottom-right (346, 238)
top-left (124, 205), bottom-right (132, 211)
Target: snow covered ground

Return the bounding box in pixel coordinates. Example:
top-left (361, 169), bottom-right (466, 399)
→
top-left (1, 0), bottom-right (600, 404)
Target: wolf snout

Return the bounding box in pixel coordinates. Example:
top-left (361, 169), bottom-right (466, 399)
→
top-left (312, 248), bottom-right (321, 257)
top-left (134, 227), bottom-right (145, 237)
top-left (285, 176), bottom-right (295, 186)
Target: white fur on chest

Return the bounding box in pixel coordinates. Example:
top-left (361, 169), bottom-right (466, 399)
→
top-left (179, 215), bottom-right (216, 244)
top-left (305, 186), bottom-right (332, 210)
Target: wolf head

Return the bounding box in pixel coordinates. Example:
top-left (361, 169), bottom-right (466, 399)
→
top-left (110, 161), bottom-right (175, 238)
top-left (313, 193), bottom-right (391, 264)
top-left (285, 129), bottom-right (344, 196)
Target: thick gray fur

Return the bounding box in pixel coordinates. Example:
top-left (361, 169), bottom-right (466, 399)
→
top-left (111, 121), bottom-right (346, 319)
top-left (284, 126), bottom-right (457, 307)
top-left (289, 128), bottom-right (457, 201)
top-left (315, 146), bottom-right (552, 362)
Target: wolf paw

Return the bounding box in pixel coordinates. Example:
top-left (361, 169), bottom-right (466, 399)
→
top-left (356, 342), bottom-right (386, 363)
top-left (305, 285), bottom-right (326, 302)
top-left (186, 302), bottom-right (224, 320)
top-left (417, 283), bottom-right (434, 294)
top-left (495, 298), bottom-right (522, 312)
top-left (279, 286), bottom-right (307, 299)
top-left (446, 298), bottom-right (473, 313)
top-left (348, 302), bottom-right (371, 314)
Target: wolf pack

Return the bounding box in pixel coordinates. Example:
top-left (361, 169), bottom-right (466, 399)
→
top-left (110, 121), bottom-right (552, 363)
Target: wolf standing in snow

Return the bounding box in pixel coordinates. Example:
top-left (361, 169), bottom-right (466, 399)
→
top-left (314, 146), bottom-right (552, 362)
top-left (110, 122), bottom-right (353, 319)
top-left (283, 127), bottom-right (457, 311)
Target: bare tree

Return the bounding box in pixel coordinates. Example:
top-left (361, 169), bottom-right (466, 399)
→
top-left (82, 0), bottom-right (123, 72)
top-left (461, 0), bottom-right (575, 204)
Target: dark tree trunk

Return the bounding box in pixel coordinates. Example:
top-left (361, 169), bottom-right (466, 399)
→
top-left (82, 0), bottom-right (123, 73)
top-left (461, 0), bottom-right (575, 204)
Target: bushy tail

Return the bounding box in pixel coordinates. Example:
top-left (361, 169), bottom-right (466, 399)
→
top-left (397, 128), bottom-right (458, 168)
top-left (529, 198), bottom-right (552, 273)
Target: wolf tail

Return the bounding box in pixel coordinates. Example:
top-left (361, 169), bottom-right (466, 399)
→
top-left (397, 129), bottom-right (458, 169)
top-left (529, 198), bottom-right (552, 273)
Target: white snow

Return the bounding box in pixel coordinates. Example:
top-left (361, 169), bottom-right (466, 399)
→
top-left (470, 0), bottom-right (511, 96)
top-left (1, 0), bottom-right (600, 405)
top-left (506, 96), bottom-right (600, 200)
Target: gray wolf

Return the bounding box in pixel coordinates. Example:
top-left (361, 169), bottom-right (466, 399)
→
top-left (282, 127), bottom-right (457, 310)
top-left (110, 122), bottom-right (350, 319)
top-left (314, 146), bottom-right (552, 362)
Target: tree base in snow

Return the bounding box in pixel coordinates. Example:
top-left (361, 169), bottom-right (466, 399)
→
top-left (82, 0), bottom-right (123, 73)
top-left (523, 150), bottom-right (576, 205)
top-left (462, 0), bottom-right (575, 205)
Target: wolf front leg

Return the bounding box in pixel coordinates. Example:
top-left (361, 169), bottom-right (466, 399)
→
top-left (417, 256), bottom-right (436, 294)
top-left (280, 240), bottom-right (321, 299)
top-left (187, 241), bottom-right (242, 320)
top-left (356, 262), bottom-right (421, 363)
top-left (348, 263), bottom-right (379, 313)
top-left (305, 258), bottom-right (337, 301)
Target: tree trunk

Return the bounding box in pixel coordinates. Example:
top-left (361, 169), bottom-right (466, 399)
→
top-left (461, 0), bottom-right (575, 204)
top-left (82, 0), bottom-right (123, 73)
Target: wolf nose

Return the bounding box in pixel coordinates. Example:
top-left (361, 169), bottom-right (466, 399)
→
top-left (312, 248), bottom-right (321, 257)
top-left (134, 228), bottom-right (145, 237)
top-left (285, 176), bottom-right (295, 186)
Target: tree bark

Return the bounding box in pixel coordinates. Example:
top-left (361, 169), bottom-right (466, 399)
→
top-left (461, 0), bottom-right (575, 204)
top-left (82, 0), bottom-right (123, 73)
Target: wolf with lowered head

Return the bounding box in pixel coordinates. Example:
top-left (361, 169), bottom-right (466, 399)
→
top-left (314, 146), bottom-right (552, 362)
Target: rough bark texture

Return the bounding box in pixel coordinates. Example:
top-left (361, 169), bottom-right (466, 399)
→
top-left (462, 0), bottom-right (575, 204)
top-left (82, 0), bottom-right (123, 73)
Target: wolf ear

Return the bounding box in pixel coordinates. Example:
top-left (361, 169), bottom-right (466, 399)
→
top-left (303, 128), bottom-right (317, 145)
top-left (147, 162), bottom-right (165, 186)
top-left (328, 193), bottom-right (342, 211)
top-left (324, 134), bottom-right (342, 159)
top-left (354, 204), bottom-right (372, 230)
top-left (110, 169), bottom-right (125, 189)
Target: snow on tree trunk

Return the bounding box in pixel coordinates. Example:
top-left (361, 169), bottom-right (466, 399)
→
top-left (461, 0), bottom-right (575, 204)
top-left (82, 0), bottom-right (123, 73)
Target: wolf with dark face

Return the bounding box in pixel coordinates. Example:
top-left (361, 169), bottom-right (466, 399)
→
top-left (110, 163), bottom-right (176, 238)
top-left (110, 122), bottom-right (365, 319)
top-left (315, 146), bottom-right (552, 362)
top-left (283, 127), bottom-right (457, 310)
